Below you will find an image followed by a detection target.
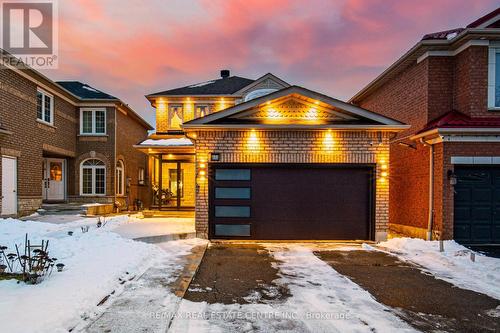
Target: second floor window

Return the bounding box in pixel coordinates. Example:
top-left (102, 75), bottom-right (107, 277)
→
top-left (195, 105), bottom-right (208, 118)
top-left (489, 46), bottom-right (500, 109)
top-left (37, 89), bottom-right (54, 124)
top-left (80, 108), bottom-right (106, 135)
top-left (169, 105), bottom-right (183, 129)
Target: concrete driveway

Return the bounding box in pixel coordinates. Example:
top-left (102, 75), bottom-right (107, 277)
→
top-left (316, 250), bottom-right (500, 332)
top-left (171, 243), bottom-right (500, 333)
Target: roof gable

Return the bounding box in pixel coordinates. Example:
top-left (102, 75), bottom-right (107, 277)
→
top-left (230, 97), bottom-right (356, 125)
top-left (184, 86), bottom-right (408, 130)
top-left (234, 73), bottom-right (290, 96)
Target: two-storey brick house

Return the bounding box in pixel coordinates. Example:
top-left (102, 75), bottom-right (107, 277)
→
top-left (0, 49), bottom-right (152, 216)
top-left (351, 8), bottom-right (500, 245)
top-left (139, 70), bottom-right (408, 240)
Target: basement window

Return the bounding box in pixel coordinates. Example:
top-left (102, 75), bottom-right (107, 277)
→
top-left (488, 46), bottom-right (500, 109)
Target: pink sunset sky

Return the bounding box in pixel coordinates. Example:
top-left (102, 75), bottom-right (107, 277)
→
top-left (45, 0), bottom-right (499, 127)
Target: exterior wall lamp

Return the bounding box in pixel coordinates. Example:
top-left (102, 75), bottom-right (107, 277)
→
top-left (447, 170), bottom-right (457, 185)
top-left (210, 153), bottom-right (220, 161)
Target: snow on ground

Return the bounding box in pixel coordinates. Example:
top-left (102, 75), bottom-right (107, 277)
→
top-left (0, 217), bottom-right (194, 333)
top-left (76, 237), bottom-right (207, 333)
top-left (112, 217), bottom-right (194, 239)
top-left (170, 245), bottom-right (416, 333)
top-left (138, 138), bottom-right (193, 147)
top-left (377, 238), bottom-right (500, 300)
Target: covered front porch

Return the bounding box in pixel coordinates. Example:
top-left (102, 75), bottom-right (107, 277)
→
top-left (134, 135), bottom-right (196, 211)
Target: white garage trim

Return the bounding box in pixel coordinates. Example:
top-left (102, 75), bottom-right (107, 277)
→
top-left (451, 156), bottom-right (500, 164)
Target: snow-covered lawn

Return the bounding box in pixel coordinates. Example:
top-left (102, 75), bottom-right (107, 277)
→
top-left (376, 238), bottom-right (500, 300)
top-left (170, 245), bottom-right (416, 333)
top-left (0, 216), bottom-right (196, 333)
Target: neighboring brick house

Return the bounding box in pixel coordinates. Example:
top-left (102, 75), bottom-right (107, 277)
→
top-left (0, 50), bottom-right (152, 217)
top-left (139, 71), bottom-right (408, 240)
top-left (350, 8), bottom-right (500, 245)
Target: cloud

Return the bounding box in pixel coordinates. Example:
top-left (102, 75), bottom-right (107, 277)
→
top-left (43, 0), bottom-right (500, 126)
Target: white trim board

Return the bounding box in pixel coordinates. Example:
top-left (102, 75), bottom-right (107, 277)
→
top-left (451, 156), bottom-right (500, 164)
top-left (417, 40), bottom-right (490, 64)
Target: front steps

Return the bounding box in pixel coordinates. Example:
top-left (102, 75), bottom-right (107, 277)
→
top-left (39, 203), bottom-right (114, 216)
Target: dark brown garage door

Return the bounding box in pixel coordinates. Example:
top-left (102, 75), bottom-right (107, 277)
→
top-left (209, 164), bottom-right (374, 240)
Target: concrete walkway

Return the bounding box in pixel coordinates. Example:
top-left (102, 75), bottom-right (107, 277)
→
top-left (82, 241), bottom-right (206, 333)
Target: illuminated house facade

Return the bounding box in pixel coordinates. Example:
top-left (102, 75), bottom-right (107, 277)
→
top-left (138, 71), bottom-right (408, 241)
top-left (136, 72), bottom-right (290, 211)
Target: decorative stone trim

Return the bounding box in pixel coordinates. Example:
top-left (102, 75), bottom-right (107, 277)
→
top-left (1, 147), bottom-right (21, 157)
top-left (42, 144), bottom-right (76, 157)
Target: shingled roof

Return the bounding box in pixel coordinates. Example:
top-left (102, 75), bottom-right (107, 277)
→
top-left (57, 81), bottom-right (118, 100)
top-left (421, 7), bottom-right (500, 40)
top-left (418, 110), bottom-right (500, 134)
top-left (147, 76), bottom-right (255, 97)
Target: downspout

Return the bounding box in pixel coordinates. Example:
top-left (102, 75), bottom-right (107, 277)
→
top-left (420, 138), bottom-right (434, 240)
top-left (114, 107), bottom-right (117, 212)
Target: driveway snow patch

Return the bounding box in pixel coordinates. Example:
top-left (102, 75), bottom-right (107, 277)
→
top-left (378, 238), bottom-right (500, 300)
top-left (170, 245), bottom-right (415, 332)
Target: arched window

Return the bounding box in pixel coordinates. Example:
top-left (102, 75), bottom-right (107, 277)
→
top-left (80, 159), bottom-right (106, 195)
top-left (116, 160), bottom-right (124, 196)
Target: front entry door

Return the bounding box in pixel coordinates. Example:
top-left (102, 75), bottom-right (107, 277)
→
top-left (156, 161), bottom-right (195, 209)
top-left (43, 158), bottom-right (65, 201)
top-left (1, 156), bottom-right (17, 215)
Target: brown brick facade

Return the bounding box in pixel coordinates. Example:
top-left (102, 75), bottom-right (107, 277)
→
top-left (0, 64), bottom-right (150, 216)
top-left (115, 109), bottom-right (149, 210)
top-left (0, 65), bottom-right (78, 214)
top-left (192, 130), bottom-right (391, 240)
top-left (354, 44), bottom-right (499, 240)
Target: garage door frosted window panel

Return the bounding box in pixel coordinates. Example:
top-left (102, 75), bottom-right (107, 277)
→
top-left (215, 224), bottom-right (251, 237)
top-left (215, 169), bottom-right (251, 181)
top-left (215, 206), bottom-right (251, 217)
top-left (215, 187), bottom-right (251, 199)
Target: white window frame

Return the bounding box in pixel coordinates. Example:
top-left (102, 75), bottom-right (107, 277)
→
top-left (80, 108), bottom-right (107, 135)
top-left (80, 159), bottom-right (106, 196)
top-left (116, 160), bottom-right (125, 196)
top-left (36, 88), bottom-right (54, 125)
top-left (488, 45), bottom-right (500, 110)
